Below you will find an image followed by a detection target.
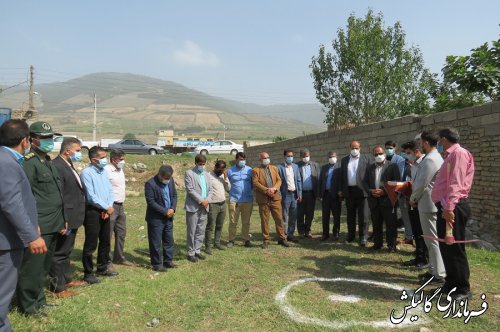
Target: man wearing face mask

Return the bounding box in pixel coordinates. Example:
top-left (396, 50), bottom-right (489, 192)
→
top-left (104, 149), bottom-right (132, 267)
top-left (278, 149), bottom-right (302, 243)
top-left (401, 140), bottom-right (428, 270)
top-left (319, 151), bottom-right (342, 241)
top-left (364, 147), bottom-right (401, 252)
top-left (0, 119), bottom-right (47, 327)
top-left (339, 141), bottom-right (372, 246)
top-left (410, 131), bottom-right (446, 286)
top-left (432, 128), bottom-right (474, 300)
top-left (385, 141), bottom-right (413, 246)
top-left (252, 152), bottom-right (289, 248)
top-left (205, 160), bottom-right (230, 254)
top-left (49, 137), bottom-right (87, 297)
top-left (226, 152), bottom-right (254, 248)
top-left (145, 165), bottom-right (177, 272)
top-left (80, 146), bottom-right (117, 284)
top-left (297, 148), bottom-right (320, 239)
top-left (184, 154), bottom-right (212, 262)
top-left (17, 121), bottom-right (64, 315)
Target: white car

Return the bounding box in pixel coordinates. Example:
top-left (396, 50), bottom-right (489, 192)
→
top-left (194, 140), bottom-right (244, 155)
top-left (52, 135), bottom-right (99, 153)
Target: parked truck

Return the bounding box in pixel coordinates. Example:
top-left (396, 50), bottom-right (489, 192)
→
top-left (156, 129), bottom-right (215, 153)
top-left (0, 108), bottom-right (12, 126)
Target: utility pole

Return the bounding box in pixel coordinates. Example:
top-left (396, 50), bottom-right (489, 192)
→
top-left (27, 65), bottom-right (36, 119)
top-left (93, 92), bottom-right (97, 141)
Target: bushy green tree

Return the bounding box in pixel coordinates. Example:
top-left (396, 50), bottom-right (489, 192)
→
top-left (310, 10), bottom-right (433, 128)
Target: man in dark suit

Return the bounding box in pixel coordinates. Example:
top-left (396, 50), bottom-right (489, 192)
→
top-left (296, 148), bottom-right (320, 238)
top-left (364, 146), bottom-right (401, 252)
top-left (338, 140), bottom-right (372, 246)
top-left (318, 151), bottom-right (342, 241)
top-left (0, 119), bottom-right (47, 328)
top-left (277, 149), bottom-right (302, 242)
top-left (49, 137), bottom-right (87, 297)
top-left (145, 165), bottom-right (178, 272)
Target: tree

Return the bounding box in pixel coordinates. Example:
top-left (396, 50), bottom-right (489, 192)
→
top-left (442, 38), bottom-right (500, 101)
top-left (310, 10), bottom-right (433, 128)
top-left (123, 133), bottom-right (136, 139)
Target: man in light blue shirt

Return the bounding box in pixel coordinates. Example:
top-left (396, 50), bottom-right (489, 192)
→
top-left (297, 148), bottom-right (320, 238)
top-left (184, 154), bottom-right (212, 262)
top-left (80, 146), bottom-right (116, 284)
top-left (226, 152), bottom-right (254, 248)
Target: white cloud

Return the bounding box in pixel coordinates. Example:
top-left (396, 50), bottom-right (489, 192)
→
top-left (172, 40), bottom-right (220, 67)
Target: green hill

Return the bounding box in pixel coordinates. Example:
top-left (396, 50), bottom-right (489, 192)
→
top-left (1, 72), bottom-right (326, 142)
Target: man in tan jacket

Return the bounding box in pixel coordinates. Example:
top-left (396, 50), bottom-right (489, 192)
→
top-left (252, 152), bottom-right (289, 249)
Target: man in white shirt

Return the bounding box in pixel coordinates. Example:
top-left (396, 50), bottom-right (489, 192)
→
top-left (205, 160), bottom-right (230, 254)
top-left (104, 149), bottom-right (132, 266)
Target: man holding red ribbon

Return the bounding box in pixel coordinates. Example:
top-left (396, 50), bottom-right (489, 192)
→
top-left (431, 128), bottom-right (475, 301)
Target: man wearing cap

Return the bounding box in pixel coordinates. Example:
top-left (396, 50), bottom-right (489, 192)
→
top-left (17, 121), bottom-right (65, 315)
top-left (0, 119), bottom-right (47, 328)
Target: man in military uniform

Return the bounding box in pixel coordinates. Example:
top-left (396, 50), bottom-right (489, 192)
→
top-left (17, 121), bottom-right (65, 315)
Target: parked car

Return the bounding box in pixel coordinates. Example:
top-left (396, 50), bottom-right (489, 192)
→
top-left (52, 135), bottom-right (99, 154)
top-left (193, 140), bottom-right (243, 155)
top-left (108, 139), bottom-right (165, 155)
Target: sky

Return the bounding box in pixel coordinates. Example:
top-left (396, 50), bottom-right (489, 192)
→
top-left (1, 0), bottom-right (499, 105)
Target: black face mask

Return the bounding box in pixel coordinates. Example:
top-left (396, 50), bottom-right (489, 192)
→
top-left (214, 170), bottom-right (223, 176)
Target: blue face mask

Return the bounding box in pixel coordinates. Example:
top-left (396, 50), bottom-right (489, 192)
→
top-left (285, 156), bottom-right (293, 164)
top-left (385, 148), bottom-right (394, 156)
top-left (196, 165), bottom-right (205, 172)
top-left (97, 157), bottom-right (107, 168)
top-left (38, 138), bottom-right (54, 153)
top-left (71, 151), bottom-right (82, 162)
top-left (238, 160), bottom-right (246, 168)
top-left (437, 143), bottom-right (444, 153)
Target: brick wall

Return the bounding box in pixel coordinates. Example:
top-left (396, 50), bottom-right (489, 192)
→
top-left (244, 101), bottom-right (500, 248)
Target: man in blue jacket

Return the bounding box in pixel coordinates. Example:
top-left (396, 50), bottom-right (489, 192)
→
top-left (144, 165), bottom-right (178, 272)
top-left (278, 149), bottom-right (302, 242)
top-left (0, 119), bottom-right (47, 327)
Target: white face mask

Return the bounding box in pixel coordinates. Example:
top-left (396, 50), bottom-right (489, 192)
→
top-left (374, 154), bottom-right (386, 163)
top-left (262, 158), bottom-right (270, 166)
top-left (328, 157), bottom-right (337, 165)
top-left (117, 160), bottom-right (126, 169)
top-left (350, 149), bottom-right (360, 157)
top-left (302, 157), bottom-right (310, 163)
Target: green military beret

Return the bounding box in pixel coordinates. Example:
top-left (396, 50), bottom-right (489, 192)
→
top-left (29, 121), bottom-right (54, 137)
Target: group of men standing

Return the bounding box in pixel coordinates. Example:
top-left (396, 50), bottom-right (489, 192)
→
top-left (0, 118), bottom-right (476, 330)
top-left (0, 120), bottom-right (130, 329)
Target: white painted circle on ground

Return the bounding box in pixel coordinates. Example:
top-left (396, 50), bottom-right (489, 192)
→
top-left (275, 277), bottom-right (427, 329)
top-left (327, 294), bottom-right (361, 303)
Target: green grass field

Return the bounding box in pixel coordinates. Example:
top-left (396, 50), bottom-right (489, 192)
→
top-left (9, 155), bottom-right (500, 332)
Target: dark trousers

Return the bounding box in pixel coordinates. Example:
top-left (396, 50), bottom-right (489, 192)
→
top-left (206, 202), bottom-right (226, 247)
top-left (82, 206), bottom-right (111, 275)
top-left (16, 232), bottom-right (58, 314)
top-left (0, 249), bottom-right (23, 331)
top-left (49, 229), bottom-right (78, 293)
top-left (297, 191), bottom-right (316, 235)
top-left (370, 204), bottom-right (398, 249)
top-left (147, 218), bottom-right (174, 268)
top-left (110, 203), bottom-right (127, 263)
top-left (437, 200), bottom-right (471, 294)
top-left (321, 191), bottom-right (342, 237)
top-left (346, 186), bottom-right (367, 241)
top-left (409, 207), bottom-right (428, 264)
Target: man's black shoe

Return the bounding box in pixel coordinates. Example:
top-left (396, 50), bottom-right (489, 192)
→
top-left (152, 265), bottom-right (167, 272)
top-left (244, 240), bottom-right (254, 248)
top-left (205, 246), bottom-right (213, 255)
top-left (83, 274), bottom-right (101, 284)
top-left (214, 243), bottom-right (226, 250)
top-left (402, 259), bottom-right (417, 267)
top-left (261, 242), bottom-right (269, 249)
top-left (164, 261), bottom-right (178, 269)
top-left (96, 269), bottom-right (119, 277)
top-left (195, 253), bottom-right (206, 260)
top-left (187, 255), bottom-right (198, 263)
top-left (278, 240), bottom-right (290, 247)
